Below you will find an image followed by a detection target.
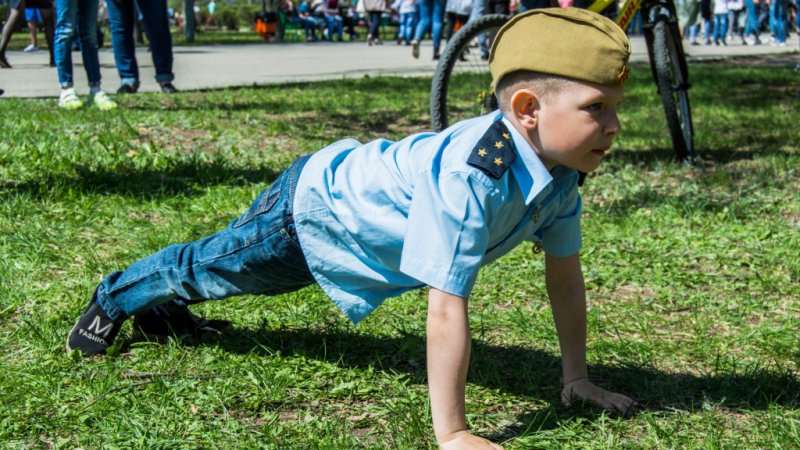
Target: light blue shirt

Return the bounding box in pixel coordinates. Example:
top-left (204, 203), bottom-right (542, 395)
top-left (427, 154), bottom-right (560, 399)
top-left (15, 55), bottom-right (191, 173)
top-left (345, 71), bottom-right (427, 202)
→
top-left (293, 111), bottom-right (582, 324)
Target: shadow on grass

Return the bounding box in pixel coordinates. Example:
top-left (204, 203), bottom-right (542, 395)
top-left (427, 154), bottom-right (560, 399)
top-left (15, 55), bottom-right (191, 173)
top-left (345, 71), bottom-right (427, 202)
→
top-left (0, 161), bottom-right (284, 200)
top-left (161, 325), bottom-right (799, 436)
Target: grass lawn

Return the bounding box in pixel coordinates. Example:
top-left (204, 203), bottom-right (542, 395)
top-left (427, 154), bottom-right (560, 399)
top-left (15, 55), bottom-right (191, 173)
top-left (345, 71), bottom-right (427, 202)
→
top-left (1, 59), bottom-right (798, 448)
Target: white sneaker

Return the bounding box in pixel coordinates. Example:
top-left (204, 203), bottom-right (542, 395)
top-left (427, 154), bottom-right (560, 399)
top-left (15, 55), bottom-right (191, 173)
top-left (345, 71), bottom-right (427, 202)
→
top-left (23, 44), bottom-right (39, 52)
top-left (89, 90), bottom-right (118, 111)
top-left (58, 88), bottom-right (83, 110)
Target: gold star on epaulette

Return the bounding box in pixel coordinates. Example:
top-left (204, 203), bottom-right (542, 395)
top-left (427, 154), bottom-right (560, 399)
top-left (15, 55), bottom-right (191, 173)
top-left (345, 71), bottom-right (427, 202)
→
top-left (502, 132), bottom-right (510, 140)
top-left (494, 157), bottom-right (503, 166)
top-left (494, 141), bottom-right (504, 149)
top-left (477, 148), bottom-right (487, 157)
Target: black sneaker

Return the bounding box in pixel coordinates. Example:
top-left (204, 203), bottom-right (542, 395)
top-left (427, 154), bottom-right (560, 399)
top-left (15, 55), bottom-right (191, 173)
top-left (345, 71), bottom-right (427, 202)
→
top-left (133, 301), bottom-right (230, 341)
top-left (160, 82), bottom-right (178, 94)
top-left (117, 83), bottom-right (138, 94)
top-left (66, 290), bottom-right (125, 355)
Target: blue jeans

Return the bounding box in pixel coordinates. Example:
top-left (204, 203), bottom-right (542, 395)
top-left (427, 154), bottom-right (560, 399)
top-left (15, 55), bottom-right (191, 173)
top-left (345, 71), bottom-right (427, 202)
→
top-left (106, 0), bottom-right (174, 86)
top-left (367, 11), bottom-right (382, 39)
top-left (398, 11), bottom-right (416, 43)
top-left (413, 0), bottom-right (445, 53)
top-left (770, 0), bottom-right (788, 42)
top-left (96, 157), bottom-right (315, 321)
top-left (713, 13), bottom-right (728, 42)
top-left (323, 13), bottom-right (343, 40)
top-left (54, 0), bottom-right (101, 88)
top-left (743, 0), bottom-right (759, 38)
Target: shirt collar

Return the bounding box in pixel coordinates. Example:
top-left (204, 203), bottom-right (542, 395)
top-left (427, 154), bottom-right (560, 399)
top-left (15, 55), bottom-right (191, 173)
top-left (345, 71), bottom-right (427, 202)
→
top-left (499, 114), bottom-right (553, 206)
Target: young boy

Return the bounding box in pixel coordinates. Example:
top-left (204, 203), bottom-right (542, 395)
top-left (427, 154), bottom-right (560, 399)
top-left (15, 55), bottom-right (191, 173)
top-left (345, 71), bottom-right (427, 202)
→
top-left (67, 8), bottom-right (636, 448)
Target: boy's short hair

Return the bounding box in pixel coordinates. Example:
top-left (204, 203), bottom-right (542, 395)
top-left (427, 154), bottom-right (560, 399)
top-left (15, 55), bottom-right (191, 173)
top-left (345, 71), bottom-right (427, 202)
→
top-left (495, 70), bottom-right (576, 112)
top-left (489, 8), bottom-right (631, 89)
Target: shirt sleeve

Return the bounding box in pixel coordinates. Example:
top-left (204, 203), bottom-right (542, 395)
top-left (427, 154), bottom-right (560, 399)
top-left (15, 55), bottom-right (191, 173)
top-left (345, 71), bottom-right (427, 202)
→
top-left (399, 171), bottom-right (494, 298)
top-left (541, 186), bottom-right (582, 257)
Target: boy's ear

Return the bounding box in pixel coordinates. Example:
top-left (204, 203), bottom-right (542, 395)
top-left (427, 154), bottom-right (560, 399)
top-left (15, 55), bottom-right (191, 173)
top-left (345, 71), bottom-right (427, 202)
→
top-left (510, 89), bottom-right (541, 130)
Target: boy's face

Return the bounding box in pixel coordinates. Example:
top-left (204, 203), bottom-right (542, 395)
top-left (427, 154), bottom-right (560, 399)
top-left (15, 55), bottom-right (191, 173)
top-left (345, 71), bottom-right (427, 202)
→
top-left (529, 80), bottom-right (624, 173)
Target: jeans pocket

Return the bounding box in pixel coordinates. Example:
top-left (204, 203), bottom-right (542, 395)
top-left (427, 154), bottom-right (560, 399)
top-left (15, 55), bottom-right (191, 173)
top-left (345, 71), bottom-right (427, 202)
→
top-left (234, 181), bottom-right (281, 229)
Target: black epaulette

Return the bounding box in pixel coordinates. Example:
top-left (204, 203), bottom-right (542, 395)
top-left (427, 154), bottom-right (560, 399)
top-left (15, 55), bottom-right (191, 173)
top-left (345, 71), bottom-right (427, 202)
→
top-left (466, 120), bottom-right (516, 180)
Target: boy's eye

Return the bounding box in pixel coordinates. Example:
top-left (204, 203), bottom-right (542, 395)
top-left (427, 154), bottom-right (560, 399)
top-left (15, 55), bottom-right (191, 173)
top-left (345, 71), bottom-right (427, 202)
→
top-left (586, 103), bottom-right (604, 112)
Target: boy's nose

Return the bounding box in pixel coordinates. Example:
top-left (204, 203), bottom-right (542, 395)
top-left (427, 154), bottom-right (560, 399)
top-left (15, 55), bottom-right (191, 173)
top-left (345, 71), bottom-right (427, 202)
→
top-left (605, 112), bottom-right (621, 136)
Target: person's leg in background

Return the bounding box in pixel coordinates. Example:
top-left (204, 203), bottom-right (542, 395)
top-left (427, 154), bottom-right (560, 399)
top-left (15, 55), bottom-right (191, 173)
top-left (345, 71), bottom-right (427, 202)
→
top-left (467, 0), bottom-right (487, 57)
top-left (743, 0), bottom-right (761, 43)
top-left (770, 0), bottom-right (787, 44)
top-left (54, 0), bottom-right (82, 107)
top-left (76, 0), bottom-right (117, 108)
top-left (0, 0), bottom-right (25, 68)
top-left (138, 0), bottom-right (178, 92)
top-left (75, 0), bottom-right (102, 90)
top-left (106, 0), bottom-right (140, 93)
top-left (411, 0), bottom-right (431, 57)
top-left (704, 15), bottom-right (713, 43)
top-left (430, 0), bottom-right (444, 58)
top-left (719, 12), bottom-right (729, 44)
top-left (689, 22), bottom-right (699, 44)
top-left (24, 7), bottom-right (41, 51)
top-left (39, 4), bottom-right (55, 66)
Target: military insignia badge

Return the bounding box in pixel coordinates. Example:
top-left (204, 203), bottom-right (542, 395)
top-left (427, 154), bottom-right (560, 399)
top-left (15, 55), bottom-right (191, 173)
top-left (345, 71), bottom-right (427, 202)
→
top-left (467, 120), bottom-right (516, 179)
top-left (617, 65), bottom-right (629, 83)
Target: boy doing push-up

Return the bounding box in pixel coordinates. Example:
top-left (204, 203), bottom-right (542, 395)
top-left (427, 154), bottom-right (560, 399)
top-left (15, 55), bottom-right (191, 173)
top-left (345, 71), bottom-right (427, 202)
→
top-left (67, 8), bottom-right (637, 448)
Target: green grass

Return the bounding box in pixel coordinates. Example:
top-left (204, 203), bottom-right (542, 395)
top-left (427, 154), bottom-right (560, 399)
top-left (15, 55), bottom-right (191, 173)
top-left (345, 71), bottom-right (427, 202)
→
top-left (1, 60), bottom-right (799, 448)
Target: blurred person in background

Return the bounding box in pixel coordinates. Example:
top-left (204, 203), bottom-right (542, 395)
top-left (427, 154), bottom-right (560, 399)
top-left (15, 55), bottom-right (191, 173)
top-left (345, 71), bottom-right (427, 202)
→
top-left (0, 0), bottom-right (54, 68)
top-left (106, 0), bottom-right (178, 94)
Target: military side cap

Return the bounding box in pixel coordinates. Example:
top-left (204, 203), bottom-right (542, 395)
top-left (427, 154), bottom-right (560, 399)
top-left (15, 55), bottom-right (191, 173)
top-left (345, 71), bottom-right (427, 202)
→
top-left (489, 8), bottom-right (631, 87)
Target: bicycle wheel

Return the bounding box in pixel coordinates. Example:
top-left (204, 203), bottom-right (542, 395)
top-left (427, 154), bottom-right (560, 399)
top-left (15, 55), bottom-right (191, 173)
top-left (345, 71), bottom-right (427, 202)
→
top-left (430, 14), bottom-right (509, 131)
top-left (651, 15), bottom-right (696, 159)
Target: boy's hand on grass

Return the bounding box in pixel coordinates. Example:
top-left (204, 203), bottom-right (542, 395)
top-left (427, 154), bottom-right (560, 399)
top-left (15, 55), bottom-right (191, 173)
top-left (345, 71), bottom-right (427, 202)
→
top-left (561, 378), bottom-right (638, 416)
top-left (439, 431), bottom-right (504, 450)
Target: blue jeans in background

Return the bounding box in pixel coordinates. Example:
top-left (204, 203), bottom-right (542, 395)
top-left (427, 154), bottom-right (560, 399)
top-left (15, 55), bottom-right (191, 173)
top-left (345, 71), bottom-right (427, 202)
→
top-left (743, 0), bottom-right (759, 38)
top-left (95, 156), bottom-right (315, 321)
top-left (769, 0), bottom-right (788, 43)
top-left (468, 0), bottom-right (489, 57)
top-left (413, 0), bottom-right (445, 54)
top-left (323, 13), bottom-right (343, 41)
top-left (54, 0), bottom-right (101, 88)
top-left (106, 0), bottom-right (175, 87)
top-left (713, 13), bottom-right (728, 43)
top-left (398, 11), bottom-right (416, 44)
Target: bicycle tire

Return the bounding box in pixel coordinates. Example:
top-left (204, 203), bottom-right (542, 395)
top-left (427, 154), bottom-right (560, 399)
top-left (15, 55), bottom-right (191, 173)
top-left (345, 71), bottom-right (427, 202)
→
top-left (430, 14), bottom-right (509, 131)
top-left (651, 15), bottom-right (695, 159)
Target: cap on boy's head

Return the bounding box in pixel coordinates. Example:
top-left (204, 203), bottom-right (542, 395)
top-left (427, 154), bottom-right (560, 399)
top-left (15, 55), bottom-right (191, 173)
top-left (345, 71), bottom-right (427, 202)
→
top-left (489, 8), bottom-right (631, 87)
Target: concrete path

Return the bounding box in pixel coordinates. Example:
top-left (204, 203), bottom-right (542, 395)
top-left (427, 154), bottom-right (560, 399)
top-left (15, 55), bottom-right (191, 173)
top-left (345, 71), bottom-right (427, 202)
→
top-left (0, 36), bottom-right (797, 98)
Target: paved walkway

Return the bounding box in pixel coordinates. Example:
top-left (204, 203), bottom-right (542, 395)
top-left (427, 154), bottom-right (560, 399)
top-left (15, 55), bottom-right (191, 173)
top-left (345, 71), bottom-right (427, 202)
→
top-left (0, 36), bottom-right (797, 98)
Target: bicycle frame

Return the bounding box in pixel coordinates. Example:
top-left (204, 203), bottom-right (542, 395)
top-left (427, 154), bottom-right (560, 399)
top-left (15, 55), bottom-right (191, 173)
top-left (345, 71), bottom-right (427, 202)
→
top-left (583, 0), bottom-right (691, 93)
top-left (588, 0), bottom-right (644, 31)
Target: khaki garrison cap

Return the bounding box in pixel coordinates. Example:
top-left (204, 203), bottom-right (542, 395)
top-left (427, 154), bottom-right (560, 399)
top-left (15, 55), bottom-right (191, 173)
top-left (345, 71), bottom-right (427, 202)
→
top-left (489, 8), bottom-right (631, 87)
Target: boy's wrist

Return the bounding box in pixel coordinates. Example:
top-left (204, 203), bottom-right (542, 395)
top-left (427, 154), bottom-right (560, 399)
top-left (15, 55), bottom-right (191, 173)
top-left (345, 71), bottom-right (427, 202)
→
top-left (436, 429), bottom-right (470, 445)
top-left (562, 376), bottom-right (589, 387)
top-left (561, 364), bottom-right (588, 386)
